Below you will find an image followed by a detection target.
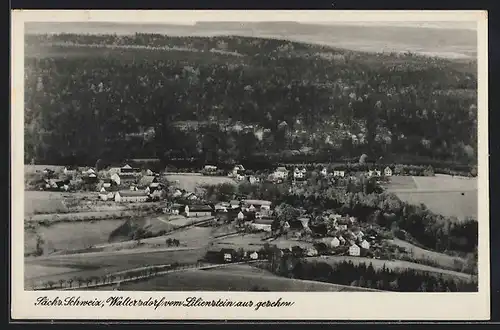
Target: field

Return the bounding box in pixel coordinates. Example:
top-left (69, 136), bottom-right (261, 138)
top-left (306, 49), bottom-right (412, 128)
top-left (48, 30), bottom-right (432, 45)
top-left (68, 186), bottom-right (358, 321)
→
top-left (211, 233), bottom-right (314, 252)
top-left (165, 174), bottom-right (236, 192)
top-left (25, 219), bottom-right (126, 255)
top-left (25, 247), bottom-right (207, 288)
top-left (387, 238), bottom-right (466, 271)
top-left (386, 175), bottom-right (478, 220)
top-left (96, 267), bottom-right (379, 292)
top-left (307, 256), bottom-right (472, 281)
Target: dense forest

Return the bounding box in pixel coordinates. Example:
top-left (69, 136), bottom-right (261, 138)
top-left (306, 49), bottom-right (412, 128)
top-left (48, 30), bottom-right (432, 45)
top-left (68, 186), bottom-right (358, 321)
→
top-left (24, 33), bottom-right (477, 167)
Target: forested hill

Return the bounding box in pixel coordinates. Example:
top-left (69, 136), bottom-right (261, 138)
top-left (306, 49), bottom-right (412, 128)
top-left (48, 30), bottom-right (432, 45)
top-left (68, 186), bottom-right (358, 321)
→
top-left (24, 33), bottom-right (478, 168)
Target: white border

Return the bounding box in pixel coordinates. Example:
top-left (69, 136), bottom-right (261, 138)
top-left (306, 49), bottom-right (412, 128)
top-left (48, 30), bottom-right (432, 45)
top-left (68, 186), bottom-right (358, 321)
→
top-left (11, 10), bottom-right (490, 320)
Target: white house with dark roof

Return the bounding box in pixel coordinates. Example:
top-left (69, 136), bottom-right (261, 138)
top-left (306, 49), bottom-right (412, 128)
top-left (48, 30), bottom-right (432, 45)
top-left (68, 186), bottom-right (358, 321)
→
top-left (360, 239), bottom-right (370, 250)
top-left (349, 244), bottom-right (361, 256)
top-left (384, 166), bottom-right (393, 177)
top-left (115, 190), bottom-right (148, 203)
top-left (333, 170), bottom-right (345, 178)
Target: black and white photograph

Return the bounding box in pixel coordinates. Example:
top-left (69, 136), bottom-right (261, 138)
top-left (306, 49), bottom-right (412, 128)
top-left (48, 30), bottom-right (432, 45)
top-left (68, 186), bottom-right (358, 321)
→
top-left (11, 10), bottom-right (489, 320)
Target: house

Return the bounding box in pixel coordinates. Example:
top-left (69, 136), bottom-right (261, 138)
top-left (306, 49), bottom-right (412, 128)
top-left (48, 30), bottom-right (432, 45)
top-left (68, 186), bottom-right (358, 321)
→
top-left (360, 239), bottom-right (370, 250)
top-left (145, 169), bottom-right (154, 176)
top-left (306, 247), bottom-right (319, 257)
top-left (172, 189), bottom-right (183, 198)
top-left (333, 170), bottom-right (345, 178)
top-left (273, 167), bottom-right (289, 180)
top-left (149, 182), bottom-right (162, 193)
top-left (330, 237), bottom-right (341, 248)
top-left (236, 174), bottom-right (245, 181)
top-left (320, 167), bottom-right (328, 176)
top-left (185, 204), bottom-right (213, 217)
top-left (293, 167), bottom-right (306, 180)
top-left (232, 164), bottom-right (245, 176)
top-left (356, 231), bottom-right (365, 241)
top-left (338, 236), bottom-right (346, 245)
top-left (349, 244), bottom-right (361, 256)
top-left (99, 188), bottom-right (115, 201)
top-left (221, 249), bottom-right (236, 263)
top-left (338, 224), bottom-right (348, 231)
top-left (249, 251), bottom-right (259, 260)
top-left (242, 199), bottom-right (272, 211)
top-left (250, 217), bottom-right (274, 232)
top-left (384, 166), bottom-right (393, 177)
top-left (215, 203), bottom-right (229, 212)
top-left (114, 190), bottom-right (149, 203)
top-left (368, 169), bottom-right (382, 177)
top-left (138, 175), bottom-right (157, 188)
top-left (183, 192), bottom-right (198, 201)
top-left (230, 200), bottom-right (241, 209)
top-left (248, 176), bottom-right (260, 184)
top-left (110, 173), bottom-right (121, 185)
top-left (204, 165), bottom-right (218, 173)
top-left (237, 211), bottom-right (245, 221)
top-left (120, 164), bottom-right (140, 177)
top-left (283, 221), bottom-right (291, 231)
top-left (63, 167), bottom-right (76, 175)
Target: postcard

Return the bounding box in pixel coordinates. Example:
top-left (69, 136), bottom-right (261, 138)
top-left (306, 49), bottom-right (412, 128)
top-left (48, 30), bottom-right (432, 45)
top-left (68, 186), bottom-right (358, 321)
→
top-left (11, 9), bottom-right (489, 320)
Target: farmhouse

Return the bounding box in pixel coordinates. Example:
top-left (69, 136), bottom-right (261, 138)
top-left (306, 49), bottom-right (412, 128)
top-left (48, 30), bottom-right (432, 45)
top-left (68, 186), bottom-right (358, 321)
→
top-left (183, 192), bottom-right (199, 201)
top-left (360, 239), bottom-right (370, 250)
top-left (273, 167), bottom-right (289, 180)
top-left (237, 211), bottom-right (245, 221)
top-left (215, 203), bottom-right (229, 212)
top-left (185, 204), bottom-right (213, 217)
top-left (120, 164), bottom-right (141, 177)
top-left (99, 188), bottom-right (116, 201)
top-left (172, 189), bottom-right (183, 198)
top-left (115, 190), bottom-right (149, 203)
top-left (248, 176), bottom-right (260, 184)
top-left (250, 217), bottom-right (274, 232)
top-left (204, 165), bottom-right (218, 173)
top-left (384, 166), bottom-right (393, 177)
top-left (242, 199), bottom-right (272, 211)
top-left (333, 170), bottom-right (345, 178)
top-left (230, 200), bottom-right (241, 209)
top-left (249, 251), bottom-right (259, 260)
top-left (349, 244), bottom-right (361, 256)
top-left (306, 247), bottom-right (319, 257)
top-left (293, 167), bottom-right (306, 180)
top-left (110, 173), bottom-right (121, 185)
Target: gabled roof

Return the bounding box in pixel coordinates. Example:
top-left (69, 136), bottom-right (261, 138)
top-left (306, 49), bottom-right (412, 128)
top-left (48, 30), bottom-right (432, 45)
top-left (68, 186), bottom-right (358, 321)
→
top-left (122, 164), bottom-right (132, 169)
top-left (188, 204), bottom-right (213, 212)
top-left (118, 190), bottom-right (148, 197)
top-left (276, 167), bottom-right (288, 172)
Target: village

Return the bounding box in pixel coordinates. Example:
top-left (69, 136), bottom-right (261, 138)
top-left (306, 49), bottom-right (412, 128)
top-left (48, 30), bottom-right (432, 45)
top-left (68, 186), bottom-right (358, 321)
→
top-left (29, 160), bottom-right (403, 264)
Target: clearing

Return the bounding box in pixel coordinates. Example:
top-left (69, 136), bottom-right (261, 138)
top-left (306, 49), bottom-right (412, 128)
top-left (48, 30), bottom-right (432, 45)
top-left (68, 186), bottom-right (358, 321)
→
top-left (386, 175), bottom-right (477, 220)
top-left (387, 238), bottom-right (467, 271)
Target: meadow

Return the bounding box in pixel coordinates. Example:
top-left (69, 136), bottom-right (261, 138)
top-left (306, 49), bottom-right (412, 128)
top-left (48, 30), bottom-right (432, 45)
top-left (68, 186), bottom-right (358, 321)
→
top-left (98, 267), bottom-right (380, 292)
top-left (386, 175), bottom-right (478, 220)
top-left (25, 247), bottom-right (207, 288)
top-left (165, 174), bottom-right (236, 192)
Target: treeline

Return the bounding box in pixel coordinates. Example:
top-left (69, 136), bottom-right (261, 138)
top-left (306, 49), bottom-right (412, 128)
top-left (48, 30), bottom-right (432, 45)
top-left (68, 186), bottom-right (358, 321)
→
top-left (260, 256), bottom-right (477, 292)
top-left (25, 33), bottom-right (477, 167)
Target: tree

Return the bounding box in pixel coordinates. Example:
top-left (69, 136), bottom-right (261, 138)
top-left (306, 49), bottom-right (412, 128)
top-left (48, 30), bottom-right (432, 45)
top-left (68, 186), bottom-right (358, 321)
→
top-left (58, 279), bottom-right (66, 288)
